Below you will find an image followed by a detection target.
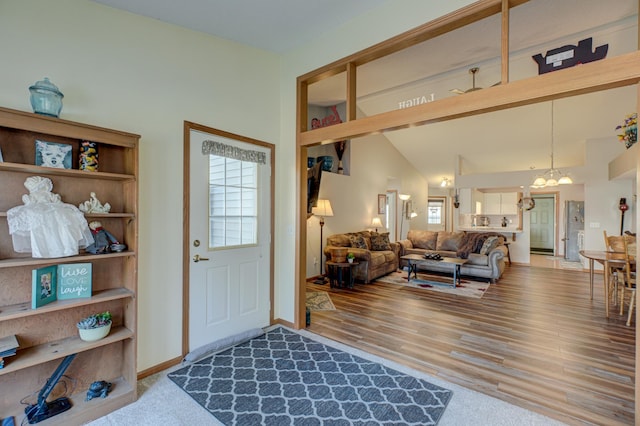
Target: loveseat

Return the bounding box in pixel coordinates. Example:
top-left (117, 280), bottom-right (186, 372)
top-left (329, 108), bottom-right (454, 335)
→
top-left (324, 231), bottom-right (399, 283)
top-left (398, 230), bottom-right (508, 283)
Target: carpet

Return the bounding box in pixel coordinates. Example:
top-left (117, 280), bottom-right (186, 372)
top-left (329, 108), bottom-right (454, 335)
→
top-left (306, 291), bottom-right (336, 311)
top-left (167, 326), bottom-right (453, 425)
top-left (376, 270), bottom-right (490, 298)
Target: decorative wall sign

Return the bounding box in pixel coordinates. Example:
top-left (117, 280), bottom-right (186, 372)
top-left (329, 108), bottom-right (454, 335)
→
top-left (398, 93), bottom-right (435, 109)
top-left (378, 194), bottom-right (386, 214)
top-left (532, 37), bottom-right (608, 74)
top-left (311, 105), bottom-right (342, 129)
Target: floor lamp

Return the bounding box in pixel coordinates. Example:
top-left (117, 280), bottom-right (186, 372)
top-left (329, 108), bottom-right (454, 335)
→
top-left (312, 199), bottom-right (333, 284)
top-left (398, 194), bottom-right (410, 239)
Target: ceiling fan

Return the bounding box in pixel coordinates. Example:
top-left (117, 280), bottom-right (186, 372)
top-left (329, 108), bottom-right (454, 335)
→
top-left (450, 67), bottom-right (499, 94)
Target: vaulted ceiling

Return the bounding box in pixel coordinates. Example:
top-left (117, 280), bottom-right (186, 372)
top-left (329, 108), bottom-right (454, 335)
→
top-left (92, 0), bottom-right (639, 187)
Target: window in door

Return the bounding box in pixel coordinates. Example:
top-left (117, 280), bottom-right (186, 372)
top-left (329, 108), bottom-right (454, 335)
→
top-left (209, 155), bottom-right (258, 248)
top-left (428, 197), bottom-right (447, 231)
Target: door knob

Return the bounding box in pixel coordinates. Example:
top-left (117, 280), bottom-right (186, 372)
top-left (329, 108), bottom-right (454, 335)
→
top-left (193, 254), bottom-right (210, 262)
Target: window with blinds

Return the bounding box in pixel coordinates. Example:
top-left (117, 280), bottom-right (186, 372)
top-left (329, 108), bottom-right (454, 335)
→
top-left (209, 155), bottom-right (258, 248)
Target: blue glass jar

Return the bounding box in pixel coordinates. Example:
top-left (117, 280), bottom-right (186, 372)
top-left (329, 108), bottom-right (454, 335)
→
top-left (29, 77), bottom-right (64, 117)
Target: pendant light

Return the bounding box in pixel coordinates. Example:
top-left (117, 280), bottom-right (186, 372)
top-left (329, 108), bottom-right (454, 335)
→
top-left (531, 101), bottom-right (573, 188)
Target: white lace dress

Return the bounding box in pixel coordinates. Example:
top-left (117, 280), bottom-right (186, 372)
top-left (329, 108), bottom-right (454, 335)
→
top-left (7, 177), bottom-right (94, 258)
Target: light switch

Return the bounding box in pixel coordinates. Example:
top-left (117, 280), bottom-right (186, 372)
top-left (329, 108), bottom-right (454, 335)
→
top-left (589, 222), bottom-right (600, 229)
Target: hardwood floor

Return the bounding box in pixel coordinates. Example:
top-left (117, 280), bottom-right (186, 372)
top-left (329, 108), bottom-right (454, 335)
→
top-left (305, 259), bottom-right (635, 425)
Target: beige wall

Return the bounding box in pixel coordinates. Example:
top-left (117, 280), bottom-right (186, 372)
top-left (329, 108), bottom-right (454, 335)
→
top-left (0, 0), bottom-right (281, 371)
top-left (1, 0), bottom-right (476, 371)
top-left (306, 131), bottom-right (428, 278)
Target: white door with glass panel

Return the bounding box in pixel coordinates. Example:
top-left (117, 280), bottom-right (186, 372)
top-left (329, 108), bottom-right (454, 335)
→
top-left (189, 128), bottom-right (271, 351)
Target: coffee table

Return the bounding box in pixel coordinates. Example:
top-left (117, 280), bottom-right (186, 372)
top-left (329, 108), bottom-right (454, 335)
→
top-left (401, 254), bottom-right (468, 288)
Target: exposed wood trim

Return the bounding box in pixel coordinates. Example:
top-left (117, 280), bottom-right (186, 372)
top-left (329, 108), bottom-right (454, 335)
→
top-left (501, 0), bottom-right (509, 84)
top-left (296, 78), bottom-right (309, 329)
top-left (182, 121), bottom-right (276, 356)
top-left (295, 2), bottom-right (640, 422)
top-left (636, 81), bottom-right (640, 422)
top-left (137, 356), bottom-right (182, 380)
top-left (181, 122), bottom-right (192, 359)
top-left (298, 0), bottom-right (529, 85)
top-left (299, 51), bottom-right (640, 146)
top-left (0, 106), bottom-right (139, 147)
top-left (346, 62), bottom-right (357, 122)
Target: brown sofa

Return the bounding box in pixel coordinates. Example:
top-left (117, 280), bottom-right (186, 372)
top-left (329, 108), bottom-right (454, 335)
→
top-left (398, 230), bottom-right (508, 282)
top-left (324, 230), bottom-right (399, 283)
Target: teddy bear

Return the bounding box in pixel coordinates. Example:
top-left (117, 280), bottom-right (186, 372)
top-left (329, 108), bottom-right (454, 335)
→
top-left (85, 221), bottom-right (126, 254)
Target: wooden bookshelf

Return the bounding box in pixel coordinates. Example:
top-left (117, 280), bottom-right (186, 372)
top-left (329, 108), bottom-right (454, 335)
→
top-left (0, 106), bottom-right (139, 423)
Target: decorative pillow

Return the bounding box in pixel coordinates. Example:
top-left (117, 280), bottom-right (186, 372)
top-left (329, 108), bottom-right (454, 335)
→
top-left (370, 233), bottom-right (392, 251)
top-left (349, 235), bottom-right (368, 250)
top-left (408, 230), bottom-right (437, 250)
top-left (436, 231), bottom-right (465, 251)
top-left (479, 236), bottom-right (500, 255)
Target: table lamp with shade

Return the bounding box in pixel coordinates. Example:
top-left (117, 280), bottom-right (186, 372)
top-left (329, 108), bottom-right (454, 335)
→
top-left (312, 199), bottom-right (333, 284)
top-left (371, 217), bottom-right (383, 232)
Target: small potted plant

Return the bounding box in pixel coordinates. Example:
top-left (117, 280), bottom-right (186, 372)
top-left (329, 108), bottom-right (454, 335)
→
top-left (346, 252), bottom-right (355, 263)
top-left (77, 311), bottom-right (112, 342)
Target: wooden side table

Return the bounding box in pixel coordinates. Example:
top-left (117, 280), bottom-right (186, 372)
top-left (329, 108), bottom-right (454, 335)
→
top-left (326, 261), bottom-right (359, 289)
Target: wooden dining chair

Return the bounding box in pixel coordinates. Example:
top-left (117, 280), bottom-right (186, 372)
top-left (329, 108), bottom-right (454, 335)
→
top-left (603, 231), bottom-right (625, 304)
top-left (617, 237), bottom-right (637, 326)
top-left (604, 230), bottom-right (625, 252)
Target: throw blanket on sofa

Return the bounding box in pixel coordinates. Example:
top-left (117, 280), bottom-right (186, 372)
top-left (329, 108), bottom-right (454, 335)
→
top-left (456, 232), bottom-right (504, 259)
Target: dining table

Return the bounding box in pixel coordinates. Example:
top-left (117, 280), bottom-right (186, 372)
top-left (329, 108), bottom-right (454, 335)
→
top-left (579, 250), bottom-right (632, 318)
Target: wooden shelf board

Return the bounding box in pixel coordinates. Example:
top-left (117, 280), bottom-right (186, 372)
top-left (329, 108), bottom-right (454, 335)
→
top-left (84, 212), bottom-right (135, 219)
top-left (0, 288), bottom-right (134, 321)
top-left (0, 326), bottom-right (134, 376)
top-left (0, 162), bottom-right (135, 181)
top-left (6, 376), bottom-right (135, 425)
top-left (0, 251), bottom-right (136, 268)
top-left (0, 106), bottom-right (140, 147)
top-left (0, 212), bottom-right (135, 218)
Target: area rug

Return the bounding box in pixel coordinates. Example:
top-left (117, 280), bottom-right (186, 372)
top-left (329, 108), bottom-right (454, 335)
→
top-left (376, 270), bottom-right (490, 298)
top-left (306, 291), bottom-right (336, 311)
top-left (167, 326), bottom-right (452, 425)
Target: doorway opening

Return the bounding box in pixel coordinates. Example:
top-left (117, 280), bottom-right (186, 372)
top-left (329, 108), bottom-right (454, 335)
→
top-left (529, 193), bottom-right (557, 256)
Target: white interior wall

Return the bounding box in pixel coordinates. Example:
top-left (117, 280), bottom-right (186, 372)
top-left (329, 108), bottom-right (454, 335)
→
top-left (0, 0), bottom-right (281, 371)
top-left (10, 0), bottom-right (624, 373)
top-left (584, 138), bottom-right (636, 270)
top-left (306, 132), bottom-right (427, 278)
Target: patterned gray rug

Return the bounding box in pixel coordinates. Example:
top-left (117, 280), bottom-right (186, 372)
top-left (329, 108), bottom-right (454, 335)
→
top-left (167, 327), bottom-right (452, 425)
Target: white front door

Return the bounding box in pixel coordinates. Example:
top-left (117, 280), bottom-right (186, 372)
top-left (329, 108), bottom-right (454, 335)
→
top-left (187, 124), bottom-right (272, 352)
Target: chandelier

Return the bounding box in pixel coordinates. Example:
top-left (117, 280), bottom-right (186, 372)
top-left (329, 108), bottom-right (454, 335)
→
top-left (530, 101), bottom-right (573, 188)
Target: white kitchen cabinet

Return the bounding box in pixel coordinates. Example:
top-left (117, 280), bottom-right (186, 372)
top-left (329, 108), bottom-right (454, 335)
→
top-left (483, 193), bottom-right (502, 215)
top-left (459, 188), bottom-right (483, 214)
top-left (500, 192), bottom-right (518, 215)
top-left (483, 192), bottom-right (518, 215)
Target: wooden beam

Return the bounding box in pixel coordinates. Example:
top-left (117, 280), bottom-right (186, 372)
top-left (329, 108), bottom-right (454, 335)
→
top-left (298, 0), bottom-right (529, 85)
top-left (501, 0), bottom-right (509, 84)
top-left (299, 51), bottom-right (640, 146)
top-left (346, 62), bottom-right (357, 122)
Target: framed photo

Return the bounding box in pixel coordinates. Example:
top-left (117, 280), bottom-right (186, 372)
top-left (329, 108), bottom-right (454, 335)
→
top-left (35, 140), bottom-right (72, 169)
top-left (32, 265), bottom-right (57, 309)
top-left (378, 194), bottom-right (386, 214)
top-left (405, 200), bottom-right (413, 219)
